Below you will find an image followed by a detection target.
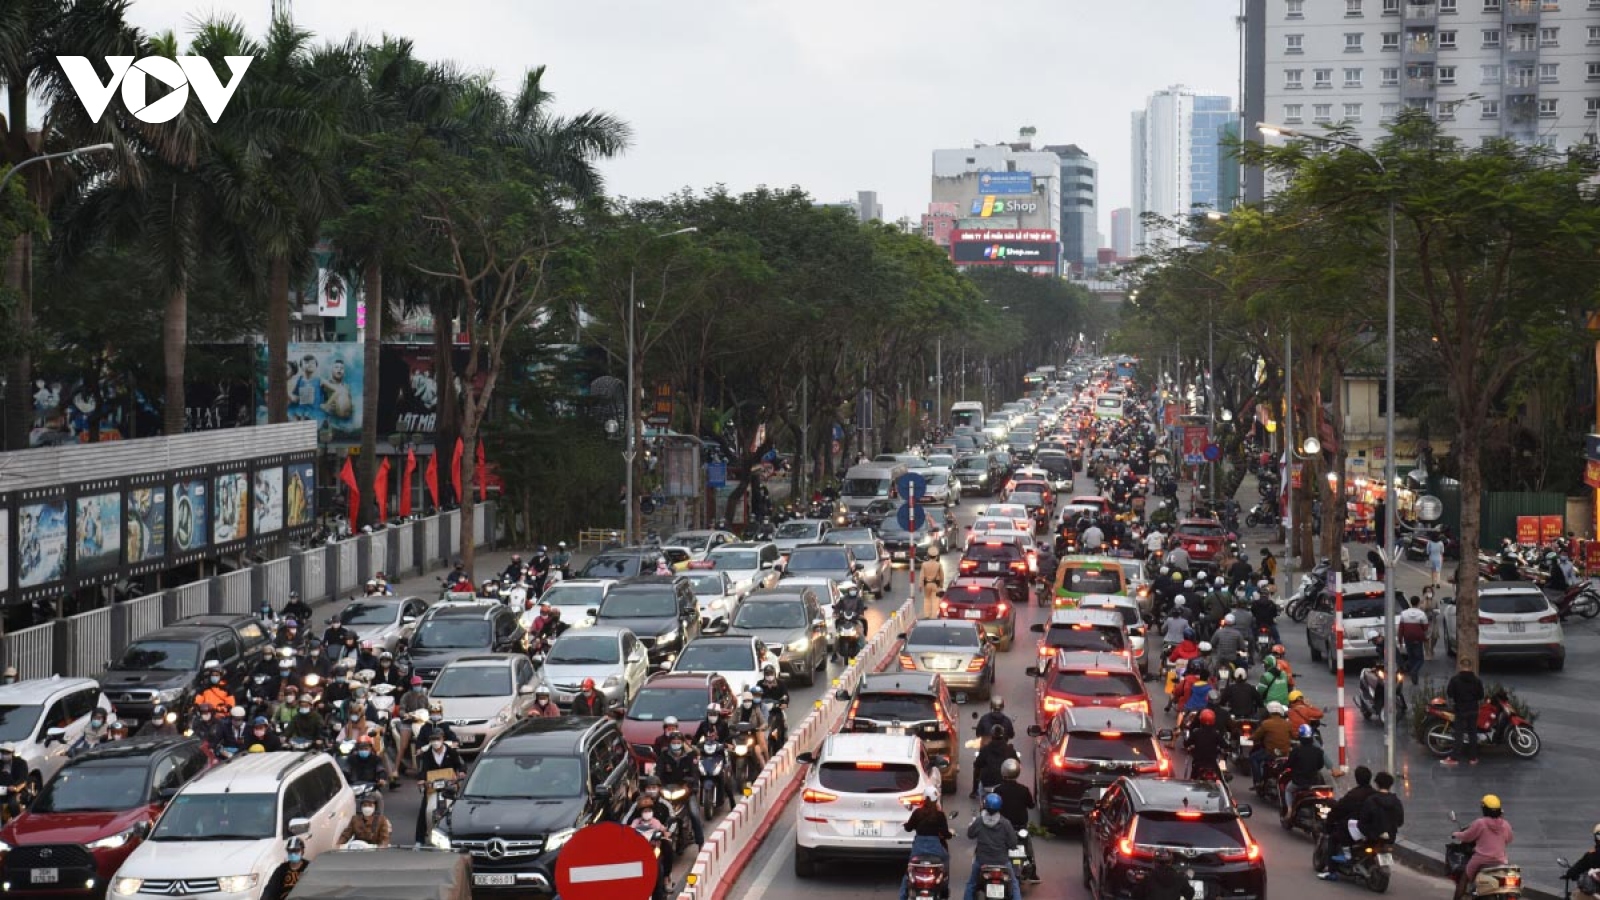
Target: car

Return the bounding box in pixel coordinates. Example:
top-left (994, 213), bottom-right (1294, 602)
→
top-left (836, 672), bottom-right (960, 791)
top-left (832, 538), bottom-right (893, 598)
top-left (431, 717), bottom-right (638, 894)
top-left (589, 576), bottom-right (703, 666)
top-left (664, 530), bottom-right (739, 562)
top-left (621, 673), bottom-right (737, 767)
top-left (1067, 495), bottom-right (1114, 518)
top-left (954, 456), bottom-right (995, 495)
top-left (724, 588), bottom-right (829, 685)
top-left (1026, 650), bottom-right (1149, 726)
top-left (923, 471), bottom-right (960, 507)
top-left (978, 503), bottom-right (1033, 534)
top-left (0, 678), bottom-right (116, 790)
top-left (677, 568), bottom-right (745, 631)
top-left (1081, 777), bottom-right (1263, 900)
top-left (1031, 607), bottom-right (1132, 664)
top-left (668, 634), bottom-right (774, 696)
top-left (99, 617), bottom-right (273, 723)
top-left (896, 619), bottom-right (997, 700)
top-left (1078, 594), bottom-right (1150, 673)
top-left (110, 751), bottom-right (357, 900)
top-left (0, 736), bottom-right (210, 898)
top-left (1441, 581), bottom-right (1566, 669)
top-left (1027, 709), bottom-right (1170, 828)
top-left (792, 733), bottom-right (948, 878)
top-left (1008, 490), bottom-right (1053, 534)
top-left (402, 600), bottom-right (527, 687)
top-left (957, 536), bottom-right (1038, 606)
top-left (524, 579), bottom-right (611, 631)
top-left (541, 626), bottom-right (651, 709)
top-left (1113, 560), bottom-right (1155, 613)
top-left (772, 519), bottom-right (832, 556)
top-left (1304, 580), bottom-right (1387, 670)
top-left (706, 541), bottom-right (783, 595)
top-left (336, 596), bottom-right (429, 653)
top-left (426, 654), bottom-right (542, 756)
top-left (782, 543), bottom-right (859, 587)
top-left (938, 576), bottom-right (1018, 650)
top-left (1006, 477), bottom-right (1054, 507)
top-left (576, 546), bottom-right (667, 580)
top-left (878, 514), bottom-right (946, 566)
top-left (1051, 556), bottom-right (1129, 609)
top-left (1174, 518), bottom-right (1230, 565)
top-left (967, 516), bottom-right (1023, 545)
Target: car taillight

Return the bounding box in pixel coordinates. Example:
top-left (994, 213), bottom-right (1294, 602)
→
top-left (996, 602), bottom-right (1008, 616)
top-left (1009, 561), bottom-right (1027, 573)
top-left (899, 792), bottom-right (926, 809)
top-left (899, 654), bottom-right (916, 669)
top-left (966, 657), bottom-right (987, 672)
top-left (1042, 696), bottom-right (1073, 713)
top-left (1159, 756), bottom-right (1172, 775)
top-left (1117, 837), bottom-right (1153, 859)
top-left (802, 788), bottom-right (838, 803)
top-left (1120, 700), bottom-right (1150, 713)
top-left (1478, 616), bottom-right (1497, 626)
top-left (1538, 614), bottom-right (1558, 624)
top-left (959, 560), bottom-right (978, 573)
top-left (1051, 751), bottom-right (1090, 771)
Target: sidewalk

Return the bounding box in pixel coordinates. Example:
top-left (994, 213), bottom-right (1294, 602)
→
top-left (1231, 472), bottom-right (1600, 897)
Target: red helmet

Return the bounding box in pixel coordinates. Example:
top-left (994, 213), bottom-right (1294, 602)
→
top-left (582, 677), bottom-right (596, 690)
top-left (1198, 709), bottom-right (1216, 726)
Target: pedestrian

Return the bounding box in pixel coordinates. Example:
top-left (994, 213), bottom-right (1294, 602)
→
top-left (1427, 534), bottom-right (1446, 588)
top-left (1372, 499), bottom-right (1386, 546)
top-left (1367, 549), bottom-right (1386, 583)
top-left (1398, 596), bottom-right (1429, 681)
top-left (1441, 658), bottom-right (1484, 766)
top-left (920, 549), bottom-right (945, 620)
top-left (1420, 586), bottom-right (1441, 659)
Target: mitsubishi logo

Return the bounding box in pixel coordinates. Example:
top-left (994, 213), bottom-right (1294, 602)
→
top-left (486, 838), bottom-right (507, 860)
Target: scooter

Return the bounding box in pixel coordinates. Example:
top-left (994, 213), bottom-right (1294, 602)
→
top-left (977, 863), bottom-right (1016, 899)
top-left (1422, 691), bottom-right (1541, 759)
top-left (1355, 658), bottom-right (1407, 726)
top-left (730, 723), bottom-right (762, 792)
top-left (1313, 831), bottom-right (1395, 893)
top-left (1449, 835), bottom-right (1523, 899)
top-left (698, 738), bottom-right (730, 815)
top-left (762, 700), bottom-right (788, 756)
top-left (1556, 857), bottom-right (1600, 900)
top-left (906, 854), bottom-right (952, 900)
top-left (834, 612), bottom-right (864, 661)
top-left (1010, 827), bottom-right (1040, 883)
top-left (1279, 776), bottom-right (1334, 839)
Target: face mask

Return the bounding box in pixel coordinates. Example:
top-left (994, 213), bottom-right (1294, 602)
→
top-left (360, 806), bottom-right (376, 817)
top-left (200, 713), bottom-right (213, 720)
top-left (209, 676), bottom-right (220, 685)
top-left (298, 707), bottom-right (310, 715)
top-left (707, 715), bottom-right (719, 723)
top-left (640, 810), bottom-right (654, 821)
top-left (91, 719), bottom-right (105, 728)
top-left (981, 810), bottom-right (1001, 826)
top-left (357, 750), bottom-right (371, 758)
top-left (412, 686), bottom-right (424, 693)
top-left (669, 742), bottom-right (684, 753)
top-left (741, 701), bottom-right (752, 709)
top-left (287, 854), bottom-right (303, 865)
top-left (254, 728), bottom-right (267, 737)
top-left (430, 715), bottom-right (442, 724)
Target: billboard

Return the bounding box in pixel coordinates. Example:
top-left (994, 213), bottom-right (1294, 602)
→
top-left (171, 480), bottom-right (209, 553)
top-left (950, 229), bottom-right (1058, 243)
top-left (975, 172), bottom-right (1034, 195)
top-left (252, 467), bottom-right (284, 535)
top-left (75, 493), bottom-right (122, 579)
top-left (259, 343), bottom-right (363, 441)
top-left (213, 472), bottom-right (250, 544)
top-left (18, 500), bottom-right (68, 588)
top-left (376, 346), bottom-right (468, 438)
top-left (969, 196), bottom-right (1041, 218)
top-left (285, 462), bottom-right (315, 527)
top-left (957, 216), bottom-right (1018, 230)
top-left (126, 487), bottom-right (167, 564)
top-left (951, 240), bottom-right (1061, 265)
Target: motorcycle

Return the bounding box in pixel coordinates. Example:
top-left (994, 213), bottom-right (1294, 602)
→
top-left (1284, 561), bottom-right (1332, 624)
top-left (1010, 827), bottom-right (1039, 884)
top-left (1313, 832), bottom-right (1395, 893)
top-left (1557, 857), bottom-right (1600, 900)
top-left (1449, 821), bottom-right (1523, 899)
top-left (977, 862), bottom-right (1016, 900)
top-left (730, 722), bottom-right (761, 792)
top-left (1422, 690), bottom-right (1541, 759)
top-left (1254, 627), bottom-right (1273, 661)
top-left (697, 738), bottom-right (730, 815)
top-left (905, 853), bottom-right (952, 900)
top-left (420, 773), bottom-right (459, 832)
top-left (1550, 583), bottom-right (1600, 621)
top-left (1276, 768), bottom-right (1335, 834)
top-left (1355, 657), bottom-right (1407, 726)
top-left (762, 701), bottom-right (788, 756)
top-left (1245, 501), bottom-right (1281, 529)
top-left (834, 612), bottom-right (864, 661)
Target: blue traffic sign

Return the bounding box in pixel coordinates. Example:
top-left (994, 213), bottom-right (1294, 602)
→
top-left (895, 473), bottom-right (929, 502)
top-left (897, 503), bottom-right (929, 532)
top-left (1202, 443), bottom-right (1222, 462)
top-left (706, 462), bottom-right (727, 488)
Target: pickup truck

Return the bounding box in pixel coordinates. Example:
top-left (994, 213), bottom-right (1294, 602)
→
top-left (98, 614), bottom-right (274, 723)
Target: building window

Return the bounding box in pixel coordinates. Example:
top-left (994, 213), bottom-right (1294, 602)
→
top-left (1439, 0), bottom-right (1457, 11)
top-left (1538, 62), bottom-right (1559, 82)
top-left (1285, 68), bottom-right (1304, 89)
top-left (1346, 32), bottom-right (1365, 51)
top-left (1406, 97), bottom-right (1433, 112)
top-left (1286, 33), bottom-right (1305, 53)
top-left (1381, 101), bottom-right (1401, 121)
top-left (1540, 27), bottom-right (1559, 46)
top-left (1481, 98), bottom-right (1500, 118)
top-left (1344, 67), bottom-right (1364, 86)
top-left (1343, 102), bottom-right (1364, 120)
top-left (1589, 25), bottom-right (1600, 44)
top-left (1382, 66), bottom-right (1401, 85)
top-left (1313, 103), bottom-right (1334, 122)
top-left (1510, 65), bottom-right (1534, 87)
top-left (1587, 97), bottom-right (1600, 117)
top-left (1314, 68), bottom-right (1333, 87)
top-left (1284, 103), bottom-right (1304, 123)
top-left (1539, 98), bottom-right (1558, 117)
top-left (1438, 65), bottom-right (1456, 83)
top-left (1347, 0), bottom-right (1364, 13)
top-left (1438, 30), bottom-right (1456, 48)
top-left (1286, 0), bottom-right (1305, 16)
top-left (1383, 0), bottom-right (1400, 11)
top-left (1381, 31), bottom-right (1400, 49)
top-left (1483, 0), bottom-right (1500, 9)
top-left (1481, 28), bottom-right (1500, 47)
top-left (1482, 64), bottom-right (1502, 83)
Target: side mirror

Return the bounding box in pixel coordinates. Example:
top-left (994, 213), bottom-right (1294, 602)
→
top-left (593, 784), bottom-right (612, 800)
top-left (402, 616), bottom-right (417, 625)
top-left (1029, 623), bottom-right (1045, 634)
top-left (1079, 797), bottom-right (1098, 814)
top-left (1558, 858), bottom-right (1573, 870)
top-left (656, 662), bottom-right (672, 672)
top-left (796, 751), bottom-right (816, 765)
top-left (1235, 803), bottom-right (1253, 819)
top-left (1156, 729), bottom-right (1174, 742)
top-left (156, 786), bottom-right (182, 802)
top-left (930, 755), bottom-right (950, 770)
top-left (287, 817), bottom-right (311, 836)
top-left (897, 633), bottom-right (908, 641)
top-left (834, 689), bottom-right (850, 702)
top-left (1024, 666), bottom-right (1040, 677)
top-left (1026, 725), bottom-right (1043, 737)
top-left (44, 727), bottom-right (66, 745)
top-left (986, 635), bottom-right (1001, 645)
top-left (1443, 597), bottom-right (1456, 606)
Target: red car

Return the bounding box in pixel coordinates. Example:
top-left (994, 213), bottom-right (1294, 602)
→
top-left (1175, 517), bottom-right (1230, 564)
top-left (0, 736), bottom-right (211, 897)
top-left (1025, 650), bottom-right (1150, 726)
top-left (938, 576), bottom-right (1017, 650)
top-left (620, 672), bottom-right (737, 769)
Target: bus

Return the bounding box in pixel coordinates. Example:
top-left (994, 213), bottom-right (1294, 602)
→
top-left (950, 401), bottom-right (986, 431)
top-left (1094, 392), bottom-right (1125, 420)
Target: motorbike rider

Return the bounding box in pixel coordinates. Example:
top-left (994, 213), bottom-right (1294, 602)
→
top-left (734, 691), bottom-right (768, 766)
top-left (444, 559), bottom-right (470, 591)
top-left (284, 698), bottom-right (327, 743)
top-left (322, 616), bottom-right (356, 651)
top-left (1321, 766), bottom-right (1376, 868)
top-left (1221, 665), bottom-right (1261, 722)
top-left (570, 678), bottom-right (607, 716)
top-left (654, 733), bottom-right (705, 847)
top-left (653, 717), bottom-right (687, 760)
top-left (832, 586), bottom-right (868, 662)
top-left (1211, 615), bottom-right (1247, 668)
top-left (1561, 825), bottom-right (1600, 894)
top-left (137, 704), bottom-right (180, 738)
top-left (1251, 588), bottom-right (1280, 647)
top-left (1257, 655), bottom-right (1292, 707)
top-left (1282, 724), bottom-right (1337, 815)
top-left (552, 542), bottom-right (573, 577)
top-left (339, 794), bottom-right (392, 847)
top-left (372, 652), bottom-right (404, 689)
top-left (394, 677), bottom-right (428, 771)
top-left (995, 759), bottom-right (1039, 883)
top-left (345, 736), bottom-right (390, 787)
top-left (1354, 771), bottom-right (1404, 850)
top-left (501, 554), bottom-right (527, 584)
top-left (416, 702), bottom-right (459, 747)
top-left (920, 549), bottom-right (945, 620)
top-left (1227, 552), bottom-right (1254, 586)
top-left (68, 709), bottom-right (112, 757)
top-left (900, 788), bottom-right (954, 900)
top-left (526, 685), bottom-right (561, 718)
top-left (275, 618), bottom-right (303, 649)
top-left (246, 716), bottom-right (282, 752)
top-left (1452, 795), bottom-right (1514, 900)
top-left (1250, 702), bottom-right (1294, 786)
top-left (973, 725), bottom-right (1020, 799)
top-left (218, 706), bottom-right (253, 754)
top-left (1137, 848), bottom-right (1197, 900)
top-left (1184, 708), bottom-right (1226, 780)
top-left (196, 661), bottom-right (236, 712)
top-left (1287, 690), bottom-right (1325, 734)
top-left (0, 745), bottom-right (27, 819)
top-left (529, 546), bottom-right (553, 592)
top-left (412, 732), bottom-right (466, 845)
top-left (965, 793), bottom-right (1022, 900)
top-left (324, 661), bottom-right (356, 710)
top-left (694, 702), bottom-right (733, 748)
top-left (282, 592), bottom-right (313, 625)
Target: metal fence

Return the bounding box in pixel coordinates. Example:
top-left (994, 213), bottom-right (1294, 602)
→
top-left (3, 503), bottom-right (496, 680)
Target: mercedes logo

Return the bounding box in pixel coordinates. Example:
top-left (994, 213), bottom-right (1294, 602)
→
top-left (486, 838), bottom-right (507, 860)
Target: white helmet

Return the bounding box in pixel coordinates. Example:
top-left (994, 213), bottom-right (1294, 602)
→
top-left (1198, 641), bottom-right (1213, 653)
top-left (1214, 577), bottom-right (1226, 587)
top-left (1223, 614), bottom-right (1235, 625)
top-left (1266, 701), bottom-right (1288, 716)
top-left (1183, 580), bottom-right (1195, 589)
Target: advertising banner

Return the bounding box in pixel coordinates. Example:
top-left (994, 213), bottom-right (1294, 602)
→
top-left (1290, 463), bottom-right (1303, 490)
top-left (285, 462), bottom-right (316, 527)
top-left (951, 240), bottom-right (1060, 264)
top-left (28, 367), bottom-right (139, 447)
top-left (950, 229), bottom-right (1058, 243)
top-left (126, 487), bottom-right (167, 564)
top-left (376, 346), bottom-right (469, 438)
top-left (74, 493), bottom-right (122, 579)
top-left (1586, 540), bottom-right (1600, 576)
top-left (1515, 515), bottom-right (1541, 546)
top-left (1587, 459), bottom-right (1600, 490)
top-left (213, 472), bottom-right (249, 544)
top-left (1540, 514), bottom-right (1565, 544)
top-left (1182, 426), bottom-right (1209, 465)
top-left (975, 172), bottom-right (1034, 195)
top-left (171, 480), bottom-right (209, 553)
top-left (259, 343), bottom-right (363, 442)
top-left (252, 468), bottom-right (284, 535)
top-left (969, 196), bottom-right (1041, 218)
top-left (316, 268), bottom-right (348, 318)
top-left (17, 500), bottom-right (68, 588)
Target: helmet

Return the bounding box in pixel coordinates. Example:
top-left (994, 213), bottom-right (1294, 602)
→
top-left (153, 704), bottom-right (168, 717)
top-left (1001, 759), bottom-right (1022, 780)
top-left (231, 706), bottom-right (246, 718)
top-left (1591, 823), bottom-right (1600, 838)
top-left (356, 737), bottom-right (374, 749)
top-left (1266, 702), bottom-right (1287, 716)
top-left (204, 660), bottom-right (223, 673)
top-left (286, 837), bottom-right (306, 853)
top-left (923, 787), bottom-right (939, 803)
top-left (1174, 596), bottom-right (1187, 608)
top-left (410, 675), bottom-right (424, 686)
top-left (990, 697), bottom-right (1005, 712)
top-left (1297, 724), bottom-right (1315, 740)
top-left (428, 699), bottom-right (444, 713)
top-left (380, 651), bottom-right (393, 661)
top-left (1198, 709), bottom-right (1216, 726)
top-left (1271, 644), bottom-right (1286, 657)
top-left (1262, 655), bottom-right (1277, 669)
top-left (365, 579), bottom-right (377, 588)
top-left (740, 692), bottom-right (755, 704)
top-left (253, 716), bottom-right (269, 726)
top-left (511, 554), bottom-right (522, 561)
top-left (763, 665), bottom-right (777, 677)
top-left (108, 721), bottom-right (127, 734)
top-left (983, 793), bottom-right (1003, 812)
top-left (1197, 642), bottom-right (1212, 654)
top-left (1482, 794), bottom-right (1502, 811)
top-left (1183, 580), bottom-right (1195, 589)
top-left (1215, 577), bottom-right (1226, 587)
top-left (248, 743), bottom-right (267, 753)
top-left (1288, 690), bottom-right (1305, 703)
top-left (1223, 614), bottom-right (1235, 625)
top-left (582, 677), bottom-right (596, 690)
top-left (558, 542), bottom-right (568, 549)
top-left (1170, 572), bottom-right (1182, 582)
top-left (535, 685), bottom-right (550, 696)
top-left (663, 716), bottom-right (680, 729)
top-left (706, 702), bottom-right (721, 715)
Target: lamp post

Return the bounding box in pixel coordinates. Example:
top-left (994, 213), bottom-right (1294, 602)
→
top-left (626, 226), bottom-right (698, 546)
top-left (1260, 121), bottom-right (1398, 772)
top-left (0, 143), bottom-right (113, 196)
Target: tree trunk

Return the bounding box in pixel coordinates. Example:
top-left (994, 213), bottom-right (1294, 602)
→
top-left (266, 256), bottom-right (291, 424)
top-left (1454, 416), bottom-right (1484, 669)
top-left (3, 231), bottom-right (32, 450)
top-left (432, 294), bottom-right (459, 504)
top-left (163, 284), bottom-right (188, 437)
top-left (358, 261), bottom-right (382, 528)
top-left (460, 422), bottom-right (477, 572)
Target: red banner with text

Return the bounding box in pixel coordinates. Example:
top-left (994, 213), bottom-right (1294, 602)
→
top-left (1515, 516), bottom-right (1541, 546)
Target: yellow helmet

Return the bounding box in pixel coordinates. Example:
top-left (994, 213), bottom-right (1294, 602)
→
top-left (248, 743), bottom-right (267, 754)
top-left (1481, 794), bottom-right (1502, 811)
top-left (1288, 690), bottom-right (1305, 703)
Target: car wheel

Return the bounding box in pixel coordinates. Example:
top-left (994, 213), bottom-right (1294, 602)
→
top-left (1081, 848), bottom-right (1093, 888)
top-left (793, 845), bottom-right (816, 878)
top-left (797, 654), bottom-right (816, 687)
top-left (1308, 636), bottom-right (1323, 662)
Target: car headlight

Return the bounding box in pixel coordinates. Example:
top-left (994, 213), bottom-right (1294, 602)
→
top-left (428, 828), bottom-right (453, 850)
top-left (708, 598), bottom-right (726, 611)
top-left (156, 688), bottom-right (184, 703)
top-left (495, 710), bottom-right (512, 725)
top-left (111, 878), bottom-right (143, 896)
top-left (788, 638), bottom-right (810, 652)
top-left (603, 675), bottom-right (620, 689)
top-left (215, 875), bottom-right (258, 894)
top-left (86, 828), bottom-right (137, 850)
top-left (545, 828), bottom-right (577, 852)
top-left (656, 630), bottom-right (679, 647)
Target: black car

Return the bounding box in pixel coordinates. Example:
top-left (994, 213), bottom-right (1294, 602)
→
top-left (577, 546), bottom-right (667, 580)
top-left (954, 456), bottom-right (995, 496)
top-left (1082, 777), bottom-right (1264, 900)
top-left (957, 536), bottom-right (1036, 605)
top-left (834, 672), bottom-right (960, 791)
top-left (403, 601), bottom-right (526, 686)
top-left (590, 576), bottom-right (702, 665)
top-left (436, 716), bottom-right (638, 895)
top-left (878, 514), bottom-right (946, 567)
top-left (1028, 708), bottom-right (1170, 828)
top-left (98, 616), bottom-right (274, 722)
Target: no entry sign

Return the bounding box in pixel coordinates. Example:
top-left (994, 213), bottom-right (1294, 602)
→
top-left (553, 822), bottom-right (659, 900)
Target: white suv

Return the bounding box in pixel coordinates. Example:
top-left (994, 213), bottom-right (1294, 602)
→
top-left (111, 752), bottom-right (356, 900)
top-left (428, 653), bottom-right (542, 755)
top-left (792, 733), bottom-right (948, 878)
top-left (1441, 582), bottom-right (1566, 671)
top-left (0, 677), bottom-right (114, 788)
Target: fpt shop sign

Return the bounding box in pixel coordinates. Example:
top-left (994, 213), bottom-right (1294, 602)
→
top-left (949, 229), bottom-right (1057, 244)
top-left (970, 196), bottom-right (1039, 217)
top-left (951, 240), bottom-right (1061, 264)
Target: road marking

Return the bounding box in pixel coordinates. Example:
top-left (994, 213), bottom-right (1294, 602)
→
top-left (568, 862), bottom-right (645, 883)
top-left (739, 792), bottom-right (798, 900)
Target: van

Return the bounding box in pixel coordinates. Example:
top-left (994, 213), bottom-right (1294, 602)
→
top-left (950, 401), bottom-right (986, 431)
top-left (840, 462), bottom-right (908, 513)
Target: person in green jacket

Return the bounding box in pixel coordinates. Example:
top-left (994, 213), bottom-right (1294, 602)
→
top-left (1257, 655), bottom-right (1291, 707)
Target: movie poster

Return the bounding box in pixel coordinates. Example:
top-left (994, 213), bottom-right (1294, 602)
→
top-left (126, 488), bottom-right (167, 563)
top-left (75, 493), bottom-right (122, 578)
top-left (171, 480), bottom-right (208, 552)
top-left (258, 343), bottom-right (363, 442)
top-left (213, 472), bottom-right (249, 543)
top-left (377, 346), bottom-right (469, 438)
top-left (17, 500), bottom-right (67, 587)
top-left (285, 463), bottom-right (315, 528)
top-left (252, 468), bottom-right (283, 535)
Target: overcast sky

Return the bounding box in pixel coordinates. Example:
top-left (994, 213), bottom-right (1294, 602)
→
top-left (125, 0), bottom-right (1241, 241)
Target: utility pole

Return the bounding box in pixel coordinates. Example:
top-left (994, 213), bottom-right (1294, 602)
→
top-left (1283, 328), bottom-right (1295, 597)
top-left (936, 338), bottom-right (943, 427)
top-left (800, 374), bottom-right (809, 501)
top-left (1208, 318), bottom-right (1216, 504)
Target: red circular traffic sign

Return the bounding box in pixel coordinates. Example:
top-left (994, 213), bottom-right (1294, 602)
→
top-left (553, 822), bottom-right (660, 900)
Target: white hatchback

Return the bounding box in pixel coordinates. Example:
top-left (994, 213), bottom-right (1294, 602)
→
top-left (978, 504), bottom-right (1031, 533)
top-left (792, 733), bottom-right (947, 878)
top-left (1441, 582), bottom-right (1566, 671)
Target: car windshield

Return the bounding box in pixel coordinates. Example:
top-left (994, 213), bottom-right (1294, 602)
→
top-left (711, 551), bottom-right (759, 570)
top-left (907, 626), bottom-right (980, 649)
top-left (580, 555), bottom-right (645, 579)
top-left (732, 602), bottom-right (807, 630)
top-left (840, 478), bottom-right (891, 497)
top-left (35, 764), bottom-right (148, 812)
top-left (1061, 568), bottom-right (1123, 594)
top-left (776, 523), bottom-right (821, 539)
top-left (1046, 625), bottom-right (1126, 652)
top-left (548, 635), bottom-right (620, 665)
top-left (1087, 604), bottom-right (1141, 628)
top-left (927, 455), bottom-right (956, 468)
top-left (675, 642), bottom-right (757, 672)
top-left (1134, 814), bottom-right (1247, 850)
top-left (430, 666), bottom-right (512, 698)
top-left (1178, 523), bottom-right (1227, 538)
top-left (412, 619), bottom-right (491, 650)
top-left (1010, 492), bottom-right (1045, 508)
top-left (150, 793), bottom-right (278, 841)
top-left (788, 547), bottom-right (850, 572)
top-left (541, 584), bottom-right (607, 609)
top-left (340, 602), bottom-right (399, 627)
top-left (670, 534), bottom-right (712, 550)
top-left (1479, 592), bottom-right (1550, 615)
top-left (600, 591), bottom-right (677, 618)
top-left (628, 687), bottom-right (713, 722)
top-left (0, 706), bottom-right (41, 743)
top-left (855, 694), bottom-right (937, 722)
top-left (964, 544), bottom-right (1021, 562)
top-left (818, 762), bottom-right (921, 794)
top-left (464, 756), bottom-right (584, 799)
top-left (947, 586), bottom-right (1001, 605)
top-left (845, 544), bottom-right (878, 562)
top-left (681, 574), bottom-right (727, 595)
top-left (956, 458), bottom-right (987, 472)
top-left (1060, 734), bottom-right (1159, 763)
top-left (1049, 671), bottom-right (1143, 697)
top-left (113, 641), bottom-right (199, 672)
top-left (926, 473), bottom-right (950, 487)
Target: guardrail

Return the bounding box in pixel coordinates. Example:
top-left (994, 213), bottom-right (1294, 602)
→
top-left (677, 598), bottom-right (915, 900)
top-left (576, 529), bottom-right (613, 551)
top-left (0, 502), bottom-right (498, 681)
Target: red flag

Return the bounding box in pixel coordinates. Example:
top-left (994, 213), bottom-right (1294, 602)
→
top-left (425, 452), bottom-right (440, 508)
top-left (339, 457), bottom-right (359, 525)
top-left (400, 449), bottom-right (416, 517)
top-left (451, 438), bottom-right (464, 504)
top-left (476, 441), bottom-right (487, 501)
top-left (375, 458), bottom-right (391, 522)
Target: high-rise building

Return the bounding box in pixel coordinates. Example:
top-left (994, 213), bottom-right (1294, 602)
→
top-left (1241, 0), bottom-right (1600, 202)
top-left (1042, 144), bottom-right (1098, 276)
top-left (1131, 85), bottom-right (1239, 249)
top-left (815, 192), bottom-right (883, 224)
top-left (1110, 207), bottom-right (1133, 259)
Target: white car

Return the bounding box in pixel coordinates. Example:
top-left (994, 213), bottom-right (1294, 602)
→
top-left (679, 569), bottom-right (745, 630)
top-left (1441, 582), bottom-right (1566, 670)
top-left (668, 635), bottom-right (774, 695)
top-left (111, 752), bottom-right (356, 900)
top-left (707, 542), bottom-right (783, 596)
top-left (1078, 593), bottom-right (1149, 671)
top-left (665, 530), bottom-right (739, 562)
top-left (524, 579), bottom-right (612, 631)
top-left (792, 733), bottom-right (948, 877)
top-left (0, 677), bottom-right (115, 788)
top-left (978, 504), bottom-right (1032, 534)
top-left (967, 516), bottom-right (1020, 545)
top-left (427, 653), bottom-right (542, 756)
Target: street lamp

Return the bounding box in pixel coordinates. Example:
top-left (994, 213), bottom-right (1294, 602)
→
top-left (1260, 121), bottom-right (1398, 773)
top-left (626, 226), bottom-right (698, 546)
top-left (0, 143), bottom-right (114, 196)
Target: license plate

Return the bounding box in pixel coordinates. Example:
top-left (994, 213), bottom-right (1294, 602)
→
top-left (1239, 737), bottom-right (1252, 747)
top-left (1509, 622), bottom-right (1526, 633)
top-left (932, 658), bottom-right (958, 670)
top-left (1190, 880), bottom-right (1206, 898)
top-left (986, 885), bottom-right (1007, 899)
top-left (854, 821), bottom-right (882, 837)
top-left (894, 552), bottom-right (907, 559)
top-left (474, 874), bottom-right (515, 887)
top-left (1377, 853), bottom-right (1394, 866)
top-left (30, 869), bottom-right (57, 885)
top-left (985, 563), bottom-right (1000, 572)
top-left (965, 609), bottom-right (983, 619)
top-left (556, 693), bottom-right (573, 704)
